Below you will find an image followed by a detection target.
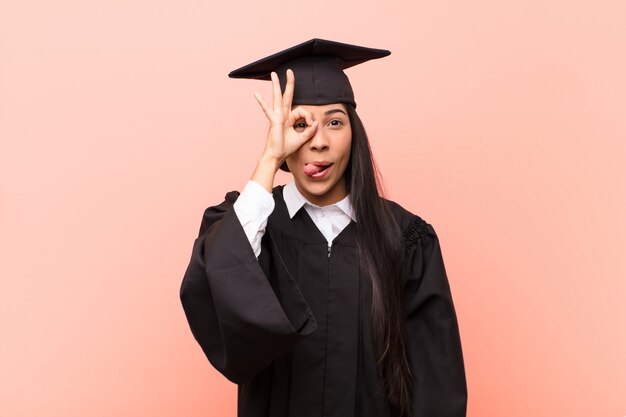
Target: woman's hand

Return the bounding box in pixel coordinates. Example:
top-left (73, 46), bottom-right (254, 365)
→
top-left (250, 69), bottom-right (318, 192)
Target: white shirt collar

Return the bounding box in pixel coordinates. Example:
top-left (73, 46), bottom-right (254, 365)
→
top-left (283, 180), bottom-right (356, 221)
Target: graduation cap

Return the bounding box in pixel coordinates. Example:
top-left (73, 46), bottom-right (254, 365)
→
top-left (228, 38), bottom-right (391, 108)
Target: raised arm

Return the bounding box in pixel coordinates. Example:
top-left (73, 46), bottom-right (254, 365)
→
top-left (180, 70), bottom-right (321, 384)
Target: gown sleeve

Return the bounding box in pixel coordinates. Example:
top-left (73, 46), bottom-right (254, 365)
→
top-left (179, 191), bottom-right (318, 384)
top-left (403, 216), bottom-right (468, 416)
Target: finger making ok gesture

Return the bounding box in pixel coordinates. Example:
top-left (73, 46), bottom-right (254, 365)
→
top-left (253, 69), bottom-right (319, 166)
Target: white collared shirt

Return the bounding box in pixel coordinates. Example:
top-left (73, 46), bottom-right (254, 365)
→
top-left (233, 179), bottom-right (355, 258)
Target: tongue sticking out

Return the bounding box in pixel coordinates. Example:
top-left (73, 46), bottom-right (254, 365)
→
top-left (304, 163), bottom-right (324, 176)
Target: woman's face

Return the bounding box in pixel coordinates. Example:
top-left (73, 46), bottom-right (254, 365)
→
top-left (286, 103), bottom-right (352, 207)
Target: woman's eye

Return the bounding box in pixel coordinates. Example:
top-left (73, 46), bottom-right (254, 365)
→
top-left (294, 121), bottom-right (307, 130)
top-left (329, 119), bottom-right (343, 127)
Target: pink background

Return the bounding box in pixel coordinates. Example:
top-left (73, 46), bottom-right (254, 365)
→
top-left (1, 1), bottom-right (624, 416)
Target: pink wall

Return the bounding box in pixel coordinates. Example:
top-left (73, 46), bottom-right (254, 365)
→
top-left (1, 1), bottom-right (624, 416)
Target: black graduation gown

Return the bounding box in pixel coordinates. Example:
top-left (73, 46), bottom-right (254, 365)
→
top-left (180, 185), bottom-right (467, 417)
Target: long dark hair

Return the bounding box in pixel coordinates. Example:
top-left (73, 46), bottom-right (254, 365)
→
top-left (344, 104), bottom-right (413, 416)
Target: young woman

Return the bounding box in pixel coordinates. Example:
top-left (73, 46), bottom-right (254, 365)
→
top-left (180, 39), bottom-right (467, 417)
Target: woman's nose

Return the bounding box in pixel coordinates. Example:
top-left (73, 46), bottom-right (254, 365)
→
top-left (309, 128), bottom-right (329, 151)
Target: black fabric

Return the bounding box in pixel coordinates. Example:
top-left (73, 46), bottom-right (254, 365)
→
top-left (180, 186), bottom-right (468, 417)
top-left (228, 38), bottom-right (391, 108)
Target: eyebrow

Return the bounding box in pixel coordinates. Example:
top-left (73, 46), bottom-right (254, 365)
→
top-left (324, 109), bottom-right (347, 116)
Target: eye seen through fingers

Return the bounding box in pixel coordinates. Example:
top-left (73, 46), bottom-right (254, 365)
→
top-left (294, 120), bottom-right (308, 132)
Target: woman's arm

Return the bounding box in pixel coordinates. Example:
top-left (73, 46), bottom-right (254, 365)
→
top-left (180, 192), bottom-right (317, 384)
top-left (179, 70), bottom-right (321, 384)
top-left (233, 180), bottom-right (275, 258)
top-left (233, 69), bottom-right (319, 257)
top-left (404, 218), bottom-right (468, 416)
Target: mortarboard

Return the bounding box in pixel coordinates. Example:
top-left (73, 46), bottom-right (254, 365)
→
top-left (228, 38), bottom-right (391, 108)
